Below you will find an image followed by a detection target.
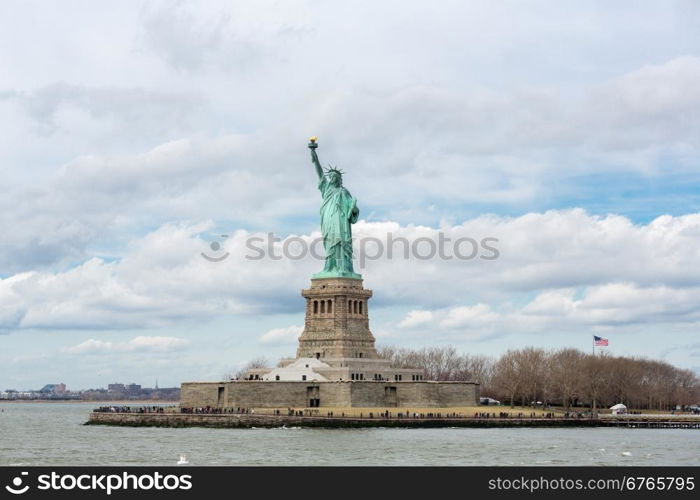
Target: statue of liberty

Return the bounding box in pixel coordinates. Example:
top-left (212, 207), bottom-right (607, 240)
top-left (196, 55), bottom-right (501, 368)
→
top-left (308, 137), bottom-right (361, 279)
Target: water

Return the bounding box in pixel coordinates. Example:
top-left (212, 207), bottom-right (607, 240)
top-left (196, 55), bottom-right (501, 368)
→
top-left (1, 402), bottom-right (699, 466)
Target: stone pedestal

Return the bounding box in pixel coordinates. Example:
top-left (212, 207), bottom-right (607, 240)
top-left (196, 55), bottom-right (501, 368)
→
top-left (182, 276), bottom-right (479, 408)
top-left (297, 277), bottom-right (378, 360)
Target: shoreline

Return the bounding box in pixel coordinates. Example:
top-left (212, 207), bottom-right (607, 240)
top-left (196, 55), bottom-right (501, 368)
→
top-left (86, 412), bottom-right (700, 429)
top-left (0, 400), bottom-right (177, 404)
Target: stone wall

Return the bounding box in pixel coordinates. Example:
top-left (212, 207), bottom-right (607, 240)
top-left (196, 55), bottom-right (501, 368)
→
top-left (181, 380), bottom-right (478, 408)
top-left (181, 382), bottom-right (222, 408)
top-left (391, 382), bottom-right (479, 407)
top-left (316, 382), bottom-right (351, 407)
top-left (224, 382), bottom-right (311, 408)
top-left (87, 411), bottom-right (606, 429)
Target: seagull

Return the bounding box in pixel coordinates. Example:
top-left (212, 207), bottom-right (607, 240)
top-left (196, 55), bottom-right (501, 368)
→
top-left (177, 454), bottom-right (189, 465)
top-left (621, 451), bottom-right (632, 457)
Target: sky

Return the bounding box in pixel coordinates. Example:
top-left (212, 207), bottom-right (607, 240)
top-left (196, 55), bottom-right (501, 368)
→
top-left (1, 0), bottom-right (700, 390)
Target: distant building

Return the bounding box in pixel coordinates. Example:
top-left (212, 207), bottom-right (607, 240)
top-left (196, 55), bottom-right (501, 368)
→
top-left (39, 383), bottom-right (66, 394)
top-left (126, 383), bottom-right (142, 395)
top-left (102, 382), bottom-right (178, 400)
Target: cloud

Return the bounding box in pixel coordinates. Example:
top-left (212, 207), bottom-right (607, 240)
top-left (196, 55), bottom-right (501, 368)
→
top-left (3, 1), bottom-right (700, 386)
top-left (137, 0), bottom-right (316, 72)
top-left (394, 304), bottom-right (503, 342)
top-left (63, 336), bottom-right (189, 354)
top-left (440, 304), bottom-right (499, 329)
top-left (2, 209), bottom-right (700, 337)
top-left (392, 282), bottom-right (700, 343)
top-left (259, 325), bottom-right (302, 345)
top-left (521, 283), bottom-right (700, 327)
top-left (0, 133), bottom-right (298, 274)
top-left (3, 53), bottom-right (700, 276)
top-left (63, 339), bottom-right (114, 354)
top-left (398, 310), bottom-right (433, 328)
top-left (2, 83), bottom-right (204, 136)
top-left (139, 1), bottom-right (231, 71)
top-left (395, 304), bottom-right (500, 340)
top-left (126, 336), bottom-right (190, 351)
top-left (594, 56), bottom-right (700, 119)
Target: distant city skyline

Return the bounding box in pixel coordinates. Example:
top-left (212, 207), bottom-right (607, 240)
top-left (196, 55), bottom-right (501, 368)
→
top-left (1, 379), bottom-right (179, 400)
top-left (2, 1), bottom-right (700, 388)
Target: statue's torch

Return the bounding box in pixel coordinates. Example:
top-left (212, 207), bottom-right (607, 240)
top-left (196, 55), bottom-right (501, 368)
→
top-left (308, 136), bottom-right (318, 149)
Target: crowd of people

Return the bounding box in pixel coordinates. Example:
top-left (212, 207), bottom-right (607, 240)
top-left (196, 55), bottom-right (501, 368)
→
top-left (180, 406), bottom-right (254, 414)
top-left (473, 411), bottom-right (564, 419)
top-left (93, 405), bottom-right (171, 413)
top-left (93, 405), bottom-right (598, 420)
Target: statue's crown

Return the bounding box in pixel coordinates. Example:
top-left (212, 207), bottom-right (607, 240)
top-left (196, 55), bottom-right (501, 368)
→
top-left (324, 164), bottom-right (344, 176)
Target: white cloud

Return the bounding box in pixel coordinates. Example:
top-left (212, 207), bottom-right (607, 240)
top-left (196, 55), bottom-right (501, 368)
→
top-left (390, 282), bottom-right (700, 344)
top-left (2, 209), bottom-right (700, 337)
top-left (259, 325), bottom-right (303, 345)
top-left (125, 336), bottom-right (190, 352)
top-left (522, 289), bottom-right (578, 316)
top-left (521, 283), bottom-right (700, 327)
top-left (394, 304), bottom-right (502, 342)
top-left (398, 310), bottom-right (433, 328)
top-left (2, 53), bottom-right (700, 275)
top-left (3, 83), bottom-right (203, 136)
top-left (440, 304), bottom-right (499, 329)
top-left (63, 336), bottom-right (189, 354)
top-left (594, 56), bottom-right (700, 118)
top-left (64, 339), bottom-right (114, 354)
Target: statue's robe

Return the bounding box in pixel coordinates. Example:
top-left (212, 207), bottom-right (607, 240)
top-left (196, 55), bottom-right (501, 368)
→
top-left (318, 176), bottom-right (359, 273)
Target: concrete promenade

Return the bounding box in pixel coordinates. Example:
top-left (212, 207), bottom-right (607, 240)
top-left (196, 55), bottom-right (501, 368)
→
top-left (85, 411), bottom-right (700, 429)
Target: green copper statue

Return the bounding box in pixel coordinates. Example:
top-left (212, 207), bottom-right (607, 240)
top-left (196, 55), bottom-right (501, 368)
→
top-left (308, 137), bottom-right (361, 279)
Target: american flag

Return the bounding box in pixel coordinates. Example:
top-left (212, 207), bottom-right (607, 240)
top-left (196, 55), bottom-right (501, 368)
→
top-left (594, 335), bottom-right (609, 346)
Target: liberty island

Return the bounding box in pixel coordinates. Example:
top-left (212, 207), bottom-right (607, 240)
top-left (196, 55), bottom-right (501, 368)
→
top-left (85, 139), bottom-right (700, 429)
top-left (176, 138), bottom-right (479, 409)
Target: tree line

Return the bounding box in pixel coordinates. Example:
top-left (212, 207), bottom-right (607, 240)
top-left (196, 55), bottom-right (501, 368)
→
top-left (378, 346), bottom-right (699, 410)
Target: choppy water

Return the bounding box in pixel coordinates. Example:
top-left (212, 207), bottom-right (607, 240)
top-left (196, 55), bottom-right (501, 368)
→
top-left (1, 402), bottom-right (699, 466)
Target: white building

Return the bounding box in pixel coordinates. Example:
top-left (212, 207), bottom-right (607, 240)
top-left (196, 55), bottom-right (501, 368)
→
top-left (610, 403), bottom-right (627, 415)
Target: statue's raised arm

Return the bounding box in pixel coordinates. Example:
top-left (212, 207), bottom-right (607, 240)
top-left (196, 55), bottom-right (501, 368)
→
top-left (308, 136), bottom-right (323, 180)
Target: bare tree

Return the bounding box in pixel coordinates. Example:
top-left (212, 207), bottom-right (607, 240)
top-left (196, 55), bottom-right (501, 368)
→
top-left (491, 349), bottom-right (523, 407)
top-left (456, 354), bottom-right (494, 388)
top-left (378, 344), bottom-right (699, 411)
top-left (224, 357), bottom-right (270, 380)
top-left (550, 349), bottom-right (585, 408)
top-left (518, 347), bottom-right (548, 406)
top-left (581, 352), bottom-right (614, 412)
